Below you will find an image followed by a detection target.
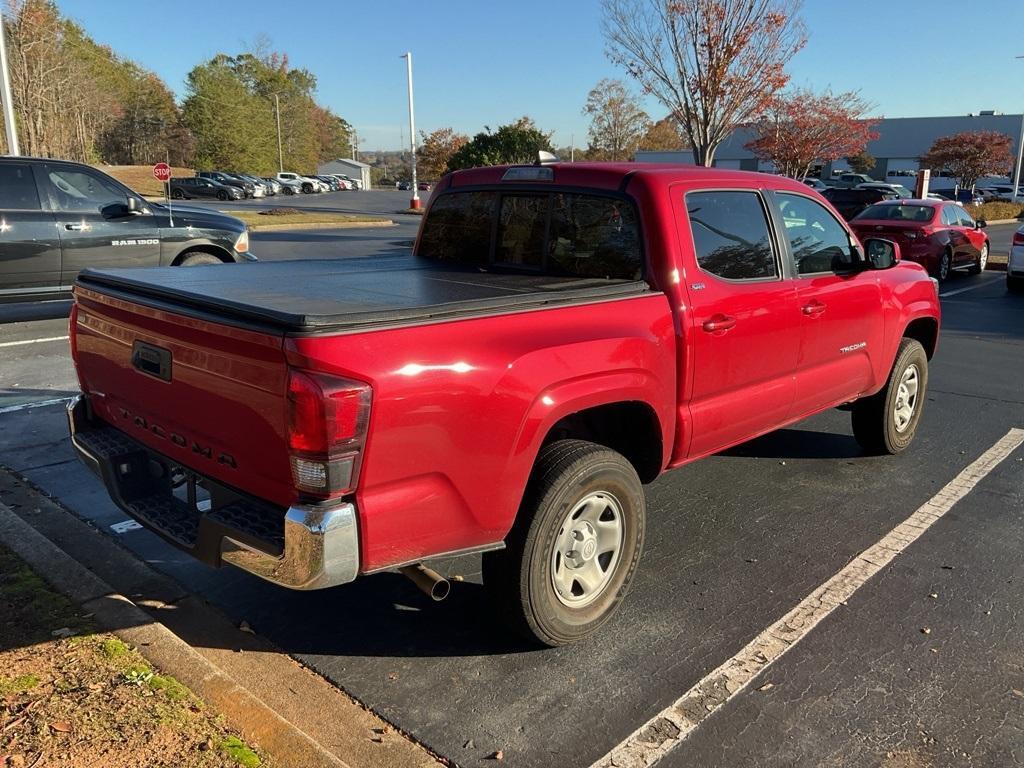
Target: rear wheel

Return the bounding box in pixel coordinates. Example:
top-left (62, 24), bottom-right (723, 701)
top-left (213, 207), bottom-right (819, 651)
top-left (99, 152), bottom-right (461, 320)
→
top-left (933, 249), bottom-right (952, 281)
top-left (851, 338), bottom-right (928, 455)
top-left (178, 252), bottom-right (224, 267)
top-left (482, 440), bottom-right (645, 646)
top-left (1009, 275), bottom-right (1024, 293)
top-left (968, 243), bottom-right (988, 275)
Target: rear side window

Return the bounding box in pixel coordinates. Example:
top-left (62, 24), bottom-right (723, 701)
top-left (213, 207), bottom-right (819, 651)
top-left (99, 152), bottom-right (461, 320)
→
top-left (0, 164), bottom-right (41, 210)
top-left (686, 191), bottom-right (777, 280)
top-left (418, 190), bottom-right (642, 280)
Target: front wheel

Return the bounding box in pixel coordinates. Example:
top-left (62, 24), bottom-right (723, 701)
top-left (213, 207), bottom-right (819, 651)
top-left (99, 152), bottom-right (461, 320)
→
top-left (851, 338), bottom-right (928, 455)
top-left (216, 190), bottom-right (229, 200)
top-left (482, 440), bottom-right (645, 646)
top-left (968, 243), bottom-right (988, 275)
top-left (171, 189), bottom-right (185, 200)
top-left (178, 252), bottom-right (224, 267)
top-left (283, 186), bottom-right (295, 196)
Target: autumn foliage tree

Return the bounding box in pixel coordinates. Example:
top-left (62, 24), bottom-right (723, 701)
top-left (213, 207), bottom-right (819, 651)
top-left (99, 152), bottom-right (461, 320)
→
top-left (744, 89), bottom-right (878, 179)
top-left (638, 117), bottom-right (686, 151)
top-left (602, 0), bottom-right (806, 166)
top-left (583, 79), bottom-right (650, 160)
top-left (417, 128), bottom-right (468, 179)
top-left (919, 131), bottom-right (1014, 191)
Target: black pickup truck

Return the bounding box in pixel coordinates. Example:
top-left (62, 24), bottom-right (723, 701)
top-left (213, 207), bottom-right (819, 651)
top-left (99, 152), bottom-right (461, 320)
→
top-left (0, 157), bottom-right (255, 302)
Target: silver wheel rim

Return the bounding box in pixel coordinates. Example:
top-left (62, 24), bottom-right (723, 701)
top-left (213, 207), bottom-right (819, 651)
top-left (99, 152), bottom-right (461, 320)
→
top-left (979, 244), bottom-right (988, 271)
top-left (893, 363), bottom-right (920, 433)
top-left (550, 492), bottom-right (624, 608)
top-left (940, 252), bottom-right (950, 280)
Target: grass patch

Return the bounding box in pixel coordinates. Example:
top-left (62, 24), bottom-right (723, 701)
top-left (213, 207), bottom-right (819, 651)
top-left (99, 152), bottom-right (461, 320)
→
top-left (219, 736), bottom-right (262, 767)
top-left (0, 541), bottom-right (269, 767)
top-left (99, 164), bottom-right (195, 197)
top-left (0, 673), bottom-right (40, 695)
top-left (221, 209), bottom-right (388, 228)
top-left (100, 636), bottom-right (130, 659)
top-left (149, 673), bottom-right (190, 701)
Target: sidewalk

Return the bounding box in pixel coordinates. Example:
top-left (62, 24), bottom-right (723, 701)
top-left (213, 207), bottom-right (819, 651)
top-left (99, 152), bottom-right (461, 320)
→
top-left (0, 469), bottom-right (441, 768)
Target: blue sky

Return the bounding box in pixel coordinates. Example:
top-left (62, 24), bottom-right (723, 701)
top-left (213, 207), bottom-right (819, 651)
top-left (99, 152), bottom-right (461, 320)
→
top-left (59, 0), bottom-right (1024, 152)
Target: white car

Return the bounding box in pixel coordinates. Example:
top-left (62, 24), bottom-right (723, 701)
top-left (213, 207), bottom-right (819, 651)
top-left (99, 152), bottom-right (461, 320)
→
top-left (1009, 224), bottom-right (1024, 293)
top-left (276, 172), bottom-right (322, 194)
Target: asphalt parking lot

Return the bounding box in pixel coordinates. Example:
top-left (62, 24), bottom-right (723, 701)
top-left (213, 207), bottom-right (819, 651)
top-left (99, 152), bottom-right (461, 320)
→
top-left (1, 208), bottom-right (1022, 767)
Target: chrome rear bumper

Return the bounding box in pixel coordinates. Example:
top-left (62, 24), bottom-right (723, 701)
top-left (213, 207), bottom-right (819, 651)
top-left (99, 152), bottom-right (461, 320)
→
top-left (67, 394), bottom-right (359, 590)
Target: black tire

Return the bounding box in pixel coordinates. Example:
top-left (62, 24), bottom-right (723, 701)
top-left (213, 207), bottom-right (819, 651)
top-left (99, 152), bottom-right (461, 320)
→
top-left (171, 188), bottom-right (185, 200)
top-left (178, 252), bottom-right (224, 267)
top-left (851, 338), bottom-right (928, 455)
top-left (1008, 275), bottom-right (1024, 294)
top-left (932, 249), bottom-right (952, 281)
top-left (216, 190), bottom-right (229, 201)
top-left (482, 439), bottom-right (645, 646)
top-left (283, 186), bottom-right (295, 196)
top-left (967, 243), bottom-right (988, 275)
top-left (302, 183), bottom-right (313, 194)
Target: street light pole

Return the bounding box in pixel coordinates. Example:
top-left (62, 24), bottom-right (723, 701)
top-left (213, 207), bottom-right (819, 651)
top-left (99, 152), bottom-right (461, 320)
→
top-left (274, 93), bottom-right (284, 173)
top-left (401, 51), bottom-right (420, 209)
top-left (0, 11), bottom-right (20, 155)
top-left (1013, 57), bottom-right (1024, 199)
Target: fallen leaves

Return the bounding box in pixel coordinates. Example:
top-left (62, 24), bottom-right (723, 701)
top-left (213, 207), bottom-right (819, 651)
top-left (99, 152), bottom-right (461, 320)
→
top-left (47, 721), bottom-right (71, 734)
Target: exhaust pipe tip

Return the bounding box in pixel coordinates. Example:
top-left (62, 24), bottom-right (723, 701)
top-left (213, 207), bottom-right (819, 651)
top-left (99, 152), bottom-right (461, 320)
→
top-left (399, 563), bottom-right (450, 602)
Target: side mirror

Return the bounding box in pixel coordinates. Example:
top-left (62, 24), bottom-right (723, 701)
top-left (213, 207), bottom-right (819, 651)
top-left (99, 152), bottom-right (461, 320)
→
top-left (863, 238), bottom-right (899, 270)
top-left (977, 219), bottom-right (987, 229)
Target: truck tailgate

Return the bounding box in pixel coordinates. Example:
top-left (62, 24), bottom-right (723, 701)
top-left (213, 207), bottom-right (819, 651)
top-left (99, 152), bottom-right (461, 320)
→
top-left (72, 284), bottom-right (294, 507)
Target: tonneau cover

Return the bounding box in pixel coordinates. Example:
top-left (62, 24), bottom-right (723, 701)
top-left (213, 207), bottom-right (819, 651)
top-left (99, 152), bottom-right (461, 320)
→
top-left (76, 255), bottom-right (649, 333)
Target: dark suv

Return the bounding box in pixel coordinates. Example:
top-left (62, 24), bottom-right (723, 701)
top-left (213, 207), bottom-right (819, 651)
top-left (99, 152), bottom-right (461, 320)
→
top-left (170, 177), bottom-right (244, 201)
top-left (0, 157), bottom-right (255, 302)
top-left (197, 171), bottom-right (255, 198)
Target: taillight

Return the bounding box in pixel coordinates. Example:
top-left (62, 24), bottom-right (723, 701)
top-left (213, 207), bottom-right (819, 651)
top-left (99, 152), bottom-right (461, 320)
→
top-left (1013, 231), bottom-right (1024, 246)
top-left (286, 369), bottom-right (371, 499)
top-left (68, 304), bottom-right (82, 380)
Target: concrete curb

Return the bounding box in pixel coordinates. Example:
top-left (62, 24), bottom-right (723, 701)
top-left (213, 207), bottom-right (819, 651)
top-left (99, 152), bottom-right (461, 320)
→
top-left (0, 502), bottom-right (349, 768)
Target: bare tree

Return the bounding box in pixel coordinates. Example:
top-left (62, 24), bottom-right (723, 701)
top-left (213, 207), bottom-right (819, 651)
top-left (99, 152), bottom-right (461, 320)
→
top-left (602, 0), bottom-right (806, 166)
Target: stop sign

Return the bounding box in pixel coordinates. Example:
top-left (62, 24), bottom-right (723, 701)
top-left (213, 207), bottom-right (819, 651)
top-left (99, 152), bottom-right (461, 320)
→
top-left (153, 162), bottom-right (171, 182)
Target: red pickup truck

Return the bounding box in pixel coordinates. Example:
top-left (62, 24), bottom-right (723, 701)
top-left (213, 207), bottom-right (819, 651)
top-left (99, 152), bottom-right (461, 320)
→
top-left (67, 162), bottom-right (940, 646)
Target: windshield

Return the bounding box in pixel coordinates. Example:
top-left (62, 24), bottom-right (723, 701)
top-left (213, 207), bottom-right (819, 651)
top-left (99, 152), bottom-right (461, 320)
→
top-left (854, 204), bottom-right (934, 222)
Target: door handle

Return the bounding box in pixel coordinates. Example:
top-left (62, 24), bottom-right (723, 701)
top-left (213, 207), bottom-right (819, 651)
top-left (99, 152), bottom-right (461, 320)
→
top-left (702, 314), bottom-right (737, 332)
top-left (802, 301), bottom-right (826, 316)
top-left (64, 223), bottom-right (89, 231)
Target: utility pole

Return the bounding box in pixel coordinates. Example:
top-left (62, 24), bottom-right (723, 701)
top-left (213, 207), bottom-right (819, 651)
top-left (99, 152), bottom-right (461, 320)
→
top-left (401, 52), bottom-right (420, 209)
top-left (351, 129), bottom-right (358, 161)
top-left (1014, 57), bottom-right (1024, 199)
top-left (0, 11), bottom-right (19, 155)
top-left (570, 133), bottom-right (575, 163)
top-left (273, 93), bottom-right (284, 173)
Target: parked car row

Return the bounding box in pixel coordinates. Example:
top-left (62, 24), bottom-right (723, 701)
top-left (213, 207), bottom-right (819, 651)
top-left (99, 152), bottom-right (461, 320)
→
top-left (168, 170), bottom-right (363, 201)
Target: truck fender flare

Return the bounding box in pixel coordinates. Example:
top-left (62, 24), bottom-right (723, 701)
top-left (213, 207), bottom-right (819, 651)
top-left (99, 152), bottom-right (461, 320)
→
top-left (509, 368), bottom-right (670, 479)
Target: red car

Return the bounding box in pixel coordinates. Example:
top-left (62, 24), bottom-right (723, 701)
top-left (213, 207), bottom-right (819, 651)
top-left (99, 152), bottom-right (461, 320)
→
top-left (850, 199), bottom-right (989, 281)
top-left (67, 162), bottom-right (940, 646)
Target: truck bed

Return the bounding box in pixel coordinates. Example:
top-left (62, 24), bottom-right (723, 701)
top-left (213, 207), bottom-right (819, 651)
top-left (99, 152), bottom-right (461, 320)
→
top-left (76, 255), bottom-right (650, 333)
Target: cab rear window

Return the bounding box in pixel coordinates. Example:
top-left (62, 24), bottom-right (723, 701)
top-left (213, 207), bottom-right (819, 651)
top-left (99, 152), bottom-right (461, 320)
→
top-left (417, 190), bottom-right (642, 280)
top-left (0, 164), bottom-right (40, 210)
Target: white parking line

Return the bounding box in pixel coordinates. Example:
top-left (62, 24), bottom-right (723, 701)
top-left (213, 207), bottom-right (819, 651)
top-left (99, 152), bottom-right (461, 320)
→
top-left (0, 397), bottom-right (74, 415)
top-left (0, 335), bottom-right (69, 349)
top-left (593, 427), bottom-right (1024, 768)
top-left (939, 275), bottom-right (1001, 298)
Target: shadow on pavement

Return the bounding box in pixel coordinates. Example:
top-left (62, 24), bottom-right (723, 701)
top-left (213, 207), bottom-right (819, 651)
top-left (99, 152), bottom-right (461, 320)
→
top-left (0, 300), bottom-right (72, 324)
top-left (720, 428), bottom-right (865, 460)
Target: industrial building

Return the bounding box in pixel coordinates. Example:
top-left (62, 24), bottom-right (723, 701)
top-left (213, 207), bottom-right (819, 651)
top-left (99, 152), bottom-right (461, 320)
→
top-left (635, 112), bottom-right (1023, 189)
